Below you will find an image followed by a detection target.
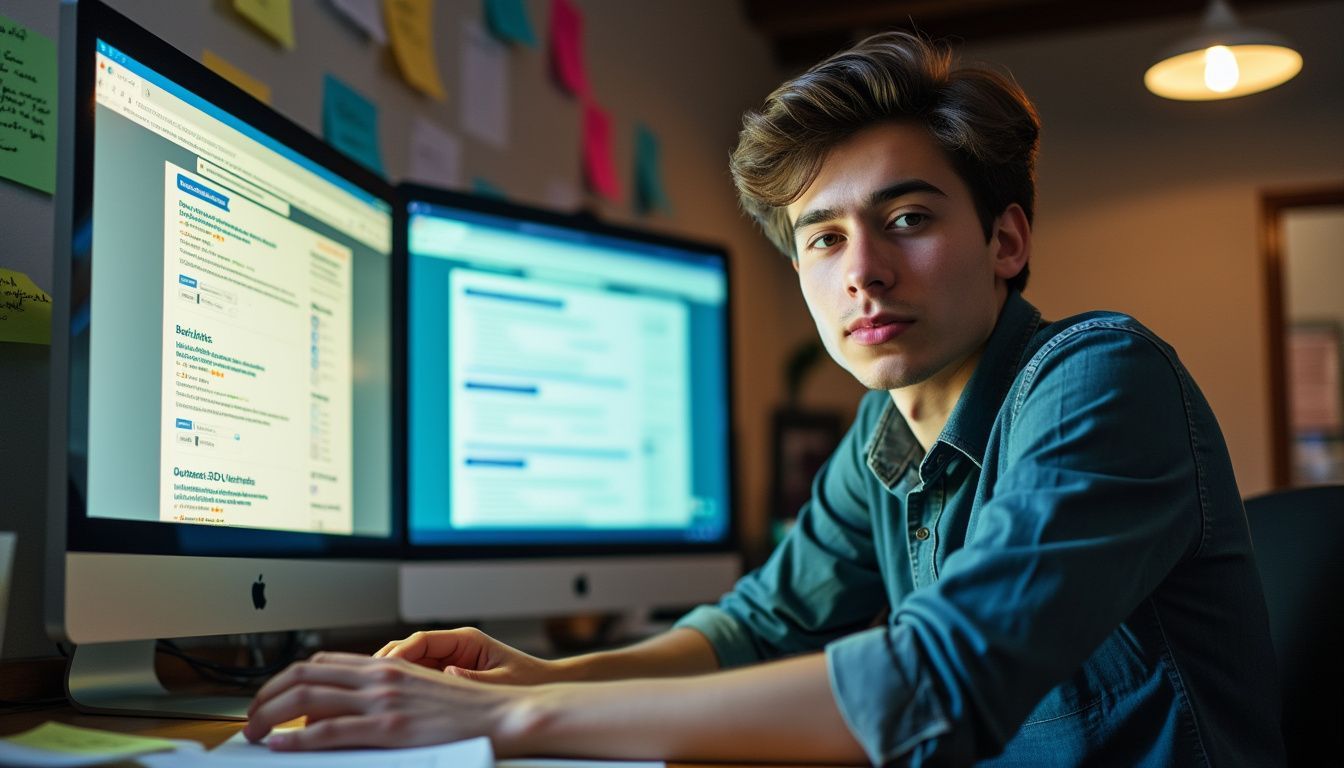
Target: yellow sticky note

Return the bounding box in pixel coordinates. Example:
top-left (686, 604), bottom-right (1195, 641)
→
top-left (202, 49), bottom-right (272, 104)
top-left (0, 266), bottom-right (51, 345)
top-left (383, 0), bottom-right (447, 100)
top-left (3, 721), bottom-right (179, 757)
top-left (233, 0), bottom-right (295, 49)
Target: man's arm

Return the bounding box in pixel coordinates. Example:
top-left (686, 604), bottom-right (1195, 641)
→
top-left (245, 650), bottom-right (868, 765)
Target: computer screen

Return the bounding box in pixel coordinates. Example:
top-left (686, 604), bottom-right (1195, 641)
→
top-left (47, 0), bottom-right (399, 718)
top-left (400, 188), bottom-right (739, 623)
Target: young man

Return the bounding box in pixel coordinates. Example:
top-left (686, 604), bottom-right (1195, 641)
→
top-left (245, 32), bottom-right (1284, 765)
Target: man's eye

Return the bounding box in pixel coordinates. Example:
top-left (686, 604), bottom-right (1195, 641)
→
top-left (809, 233), bottom-right (842, 249)
top-left (891, 213), bottom-right (927, 229)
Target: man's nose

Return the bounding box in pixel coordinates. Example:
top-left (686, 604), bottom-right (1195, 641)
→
top-left (844, 231), bottom-right (896, 297)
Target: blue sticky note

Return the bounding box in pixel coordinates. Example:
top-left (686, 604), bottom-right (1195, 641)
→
top-left (634, 123), bottom-right (670, 214)
top-left (322, 74), bottom-right (384, 175)
top-left (472, 177), bottom-right (507, 200)
top-left (484, 0), bottom-right (536, 47)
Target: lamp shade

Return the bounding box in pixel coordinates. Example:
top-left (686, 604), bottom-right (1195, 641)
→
top-left (1145, 0), bottom-right (1302, 101)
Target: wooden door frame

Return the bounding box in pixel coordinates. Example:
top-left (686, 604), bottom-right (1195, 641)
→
top-left (1260, 184), bottom-right (1344, 488)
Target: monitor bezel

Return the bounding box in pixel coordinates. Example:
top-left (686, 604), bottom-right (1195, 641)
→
top-left (59, 0), bottom-right (404, 558)
top-left (396, 183), bottom-right (740, 561)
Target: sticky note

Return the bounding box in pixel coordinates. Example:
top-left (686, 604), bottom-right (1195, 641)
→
top-left (1, 721), bottom-right (178, 757)
top-left (0, 266), bottom-right (52, 345)
top-left (407, 117), bottom-right (462, 188)
top-left (0, 14), bottom-right (57, 194)
top-left (323, 74), bottom-right (384, 175)
top-left (460, 21), bottom-right (509, 150)
top-left (201, 50), bottom-right (271, 104)
top-left (472, 177), bottom-right (507, 200)
top-left (634, 123), bottom-right (669, 214)
top-left (549, 0), bottom-right (588, 97)
top-left (383, 0), bottom-right (447, 100)
top-left (233, 0), bottom-right (295, 49)
top-left (329, 0), bottom-right (387, 44)
top-left (484, 0), bottom-right (536, 47)
top-left (582, 101), bottom-right (619, 201)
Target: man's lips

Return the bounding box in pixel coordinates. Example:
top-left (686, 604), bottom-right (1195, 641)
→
top-left (845, 315), bottom-right (914, 346)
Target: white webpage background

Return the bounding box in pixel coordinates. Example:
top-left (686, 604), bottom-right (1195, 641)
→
top-left (448, 269), bottom-right (692, 529)
top-left (159, 162), bottom-right (353, 533)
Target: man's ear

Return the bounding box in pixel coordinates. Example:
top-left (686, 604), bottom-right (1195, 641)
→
top-left (990, 203), bottom-right (1031, 282)
top-left (791, 257), bottom-right (799, 274)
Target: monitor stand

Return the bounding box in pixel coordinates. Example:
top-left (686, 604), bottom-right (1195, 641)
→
top-left (66, 640), bottom-right (250, 720)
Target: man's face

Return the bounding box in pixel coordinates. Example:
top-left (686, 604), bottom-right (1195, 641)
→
top-left (786, 121), bottom-right (1016, 392)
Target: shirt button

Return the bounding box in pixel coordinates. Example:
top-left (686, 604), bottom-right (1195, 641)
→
top-left (914, 526), bottom-right (930, 541)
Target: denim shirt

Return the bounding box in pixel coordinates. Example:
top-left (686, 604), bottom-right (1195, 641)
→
top-left (677, 291), bottom-right (1284, 766)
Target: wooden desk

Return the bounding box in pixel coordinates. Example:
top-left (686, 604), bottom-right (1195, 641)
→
top-left (0, 703), bottom-right (820, 767)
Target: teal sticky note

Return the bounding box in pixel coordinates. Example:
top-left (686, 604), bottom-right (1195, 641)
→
top-left (0, 14), bottom-right (58, 194)
top-left (472, 176), bottom-right (507, 200)
top-left (634, 123), bottom-right (669, 214)
top-left (484, 0), bottom-right (536, 47)
top-left (322, 74), bottom-right (384, 175)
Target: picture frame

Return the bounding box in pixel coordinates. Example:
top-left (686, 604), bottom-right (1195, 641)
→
top-left (769, 408), bottom-right (845, 531)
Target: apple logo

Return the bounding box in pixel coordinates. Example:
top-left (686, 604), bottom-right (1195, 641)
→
top-left (252, 574), bottom-right (267, 610)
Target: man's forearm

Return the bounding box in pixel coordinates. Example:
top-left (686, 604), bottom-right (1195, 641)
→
top-left (499, 652), bottom-right (869, 765)
top-left (551, 627), bottom-right (721, 682)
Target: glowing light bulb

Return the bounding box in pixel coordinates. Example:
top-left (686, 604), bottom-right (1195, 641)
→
top-left (1204, 45), bottom-right (1240, 92)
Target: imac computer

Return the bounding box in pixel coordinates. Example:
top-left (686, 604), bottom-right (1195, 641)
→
top-left (47, 0), bottom-right (400, 718)
top-left (399, 186), bottom-right (740, 631)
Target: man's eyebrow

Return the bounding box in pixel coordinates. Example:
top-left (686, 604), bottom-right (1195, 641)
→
top-left (791, 179), bottom-right (947, 235)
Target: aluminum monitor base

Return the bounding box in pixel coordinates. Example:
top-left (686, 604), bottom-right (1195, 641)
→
top-left (66, 639), bottom-right (250, 720)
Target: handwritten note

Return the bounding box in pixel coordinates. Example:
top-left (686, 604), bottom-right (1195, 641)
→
top-left (383, 0), bottom-right (447, 100)
top-left (202, 50), bottom-right (271, 104)
top-left (233, 0), bottom-right (295, 49)
top-left (0, 721), bottom-right (203, 766)
top-left (548, 0), bottom-right (588, 97)
top-left (322, 74), bottom-right (384, 175)
top-left (634, 123), bottom-right (669, 214)
top-left (485, 0), bottom-right (536, 47)
top-left (0, 267), bottom-right (51, 345)
top-left (582, 101), bottom-right (619, 201)
top-left (460, 21), bottom-right (509, 149)
top-left (407, 117), bottom-right (462, 189)
top-left (0, 14), bottom-right (56, 194)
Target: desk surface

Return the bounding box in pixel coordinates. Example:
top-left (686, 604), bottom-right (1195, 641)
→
top-left (0, 704), bottom-right (813, 768)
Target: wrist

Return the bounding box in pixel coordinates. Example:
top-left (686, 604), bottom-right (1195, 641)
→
top-left (492, 684), bottom-right (565, 758)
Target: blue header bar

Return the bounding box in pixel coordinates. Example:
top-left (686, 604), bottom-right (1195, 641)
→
top-left (96, 39), bottom-right (390, 214)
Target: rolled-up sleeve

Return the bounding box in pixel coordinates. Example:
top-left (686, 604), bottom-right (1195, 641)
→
top-left (676, 392), bottom-right (890, 668)
top-left (824, 326), bottom-right (1202, 765)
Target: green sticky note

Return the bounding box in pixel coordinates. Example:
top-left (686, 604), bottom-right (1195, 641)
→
top-left (634, 123), bottom-right (670, 214)
top-left (3, 721), bottom-right (179, 757)
top-left (0, 266), bottom-right (52, 345)
top-left (484, 0), bottom-right (537, 47)
top-left (322, 73), bottom-right (384, 175)
top-left (0, 14), bottom-right (58, 194)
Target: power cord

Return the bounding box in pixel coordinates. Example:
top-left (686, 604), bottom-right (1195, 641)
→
top-left (155, 631), bottom-right (304, 688)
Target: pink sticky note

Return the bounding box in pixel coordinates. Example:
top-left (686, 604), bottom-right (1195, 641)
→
top-left (582, 102), bottom-right (620, 201)
top-left (549, 0), bottom-right (588, 97)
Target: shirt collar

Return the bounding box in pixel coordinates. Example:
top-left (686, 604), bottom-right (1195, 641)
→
top-left (865, 291), bottom-right (1042, 486)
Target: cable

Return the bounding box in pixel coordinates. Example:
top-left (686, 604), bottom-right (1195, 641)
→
top-left (155, 631), bottom-right (304, 688)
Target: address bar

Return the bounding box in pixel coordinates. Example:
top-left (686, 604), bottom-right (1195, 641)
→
top-left (100, 70), bottom-right (389, 252)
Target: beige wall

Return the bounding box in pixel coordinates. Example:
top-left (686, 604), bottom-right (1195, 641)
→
top-left (962, 1), bottom-right (1344, 496)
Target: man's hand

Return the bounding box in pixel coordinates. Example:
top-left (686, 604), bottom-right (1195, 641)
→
top-left (373, 627), bottom-right (557, 685)
top-left (243, 652), bottom-right (525, 750)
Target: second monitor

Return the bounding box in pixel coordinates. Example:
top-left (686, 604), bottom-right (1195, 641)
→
top-left (400, 188), bottom-right (739, 624)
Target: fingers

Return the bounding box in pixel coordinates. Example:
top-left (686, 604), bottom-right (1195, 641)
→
top-left (385, 628), bottom-right (489, 669)
top-left (245, 684), bottom-right (368, 743)
top-left (249, 654), bottom-right (404, 720)
top-left (266, 714), bottom-right (408, 751)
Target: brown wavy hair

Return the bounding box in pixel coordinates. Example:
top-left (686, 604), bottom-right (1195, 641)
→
top-left (730, 31), bottom-right (1040, 292)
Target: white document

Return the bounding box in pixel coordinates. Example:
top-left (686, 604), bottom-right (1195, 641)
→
top-left (406, 118), bottom-right (464, 189)
top-left (460, 21), bottom-right (510, 149)
top-left (138, 730), bottom-right (492, 767)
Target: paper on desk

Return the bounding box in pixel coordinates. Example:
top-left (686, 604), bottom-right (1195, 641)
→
top-left (137, 728), bottom-right (493, 766)
top-left (0, 721), bottom-right (203, 767)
